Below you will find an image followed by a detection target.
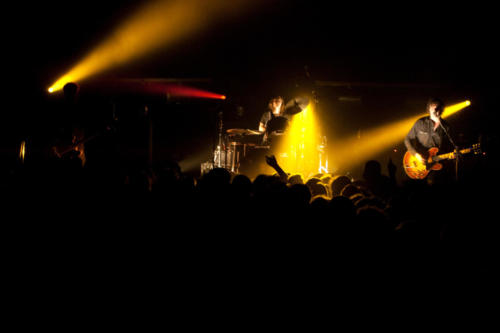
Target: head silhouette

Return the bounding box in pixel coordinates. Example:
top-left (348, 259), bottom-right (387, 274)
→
top-left (363, 160), bottom-right (382, 182)
top-left (62, 82), bottom-right (80, 106)
top-left (330, 175), bottom-right (351, 197)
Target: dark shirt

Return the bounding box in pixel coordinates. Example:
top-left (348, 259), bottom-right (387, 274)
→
top-left (259, 111), bottom-right (290, 130)
top-left (404, 116), bottom-right (452, 156)
top-left (259, 111), bottom-right (291, 145)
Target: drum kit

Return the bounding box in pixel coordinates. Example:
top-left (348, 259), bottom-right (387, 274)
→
top-left (212, 96), bottom-right (309, 174)
top-left (214, 128), bottom-right (264, 173)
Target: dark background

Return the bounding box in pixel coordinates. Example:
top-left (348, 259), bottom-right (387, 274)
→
top-left (2, 0), bottom-right (497, 178)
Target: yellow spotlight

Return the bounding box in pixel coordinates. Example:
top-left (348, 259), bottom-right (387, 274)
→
top-left (48, 87), bottom-right (54, 93)
top-left (48, 0), bottom-right (261, 93)
top-left (442, 100), bottom-right (471, 118)
top-left (330, 115), bottom-right (420, 173)
top-left (276, 102), bottom-right (320, 178)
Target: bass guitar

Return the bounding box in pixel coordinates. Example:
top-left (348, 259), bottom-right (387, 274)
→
top-left (403, 143), bottom-right (481, 179)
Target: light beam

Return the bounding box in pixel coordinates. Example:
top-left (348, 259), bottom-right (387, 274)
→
top-left (48, 0), bottom-right (262, 93)
top-left (276, 103), bottom-right (321, 178)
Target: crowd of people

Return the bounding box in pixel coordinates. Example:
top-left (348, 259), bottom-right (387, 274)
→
top-left (1, 147), bottom-right (494, 279)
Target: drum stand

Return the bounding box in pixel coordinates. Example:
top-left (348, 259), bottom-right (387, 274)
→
top-left (230, 142), bottom-right (240, 173)
top-left (213, 111), bottom-right (240, 173)
top-left (318, 135), bottom-right (329, 173)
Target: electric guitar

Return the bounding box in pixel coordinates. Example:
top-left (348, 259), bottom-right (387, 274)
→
top-left (403, 143), bottom-right (481, 179)
top-left (52, 125), bottom-right (115, 166)
top-left (52, 134), bottom-right (91, 165)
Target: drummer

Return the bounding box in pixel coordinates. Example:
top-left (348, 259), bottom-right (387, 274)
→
top-left (258, 96), bottom-right (294, 145)
top-left (258, 96), bottom-right (290, 133)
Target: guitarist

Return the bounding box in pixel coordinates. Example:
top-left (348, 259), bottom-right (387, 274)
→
top-left (404, 98), bottom-right (455, 183)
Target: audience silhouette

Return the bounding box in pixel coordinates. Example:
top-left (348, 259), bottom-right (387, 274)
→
top-left (2, 138), bottom-right (493, 282)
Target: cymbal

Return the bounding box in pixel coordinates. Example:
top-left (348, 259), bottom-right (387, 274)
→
top-left (284, 96), bottom-right (310, 115)
top-left (226, 128), bottom-right (262, 135)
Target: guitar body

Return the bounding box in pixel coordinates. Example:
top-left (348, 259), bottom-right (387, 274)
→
top-left (49, 124), bottom-right (115, 166)
top-left (403, 147), bottom-right (442, 179)
top-left (51, 129), bottom-right (87, 165)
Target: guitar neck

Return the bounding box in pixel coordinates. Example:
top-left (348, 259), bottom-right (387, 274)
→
top-left (434, 148), bottom-right (472, 161)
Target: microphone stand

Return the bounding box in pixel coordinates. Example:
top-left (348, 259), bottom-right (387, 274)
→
top-left (215, 111), bottom-right (224, 168)
top-left (439, 120), bottom-right (460, 181)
